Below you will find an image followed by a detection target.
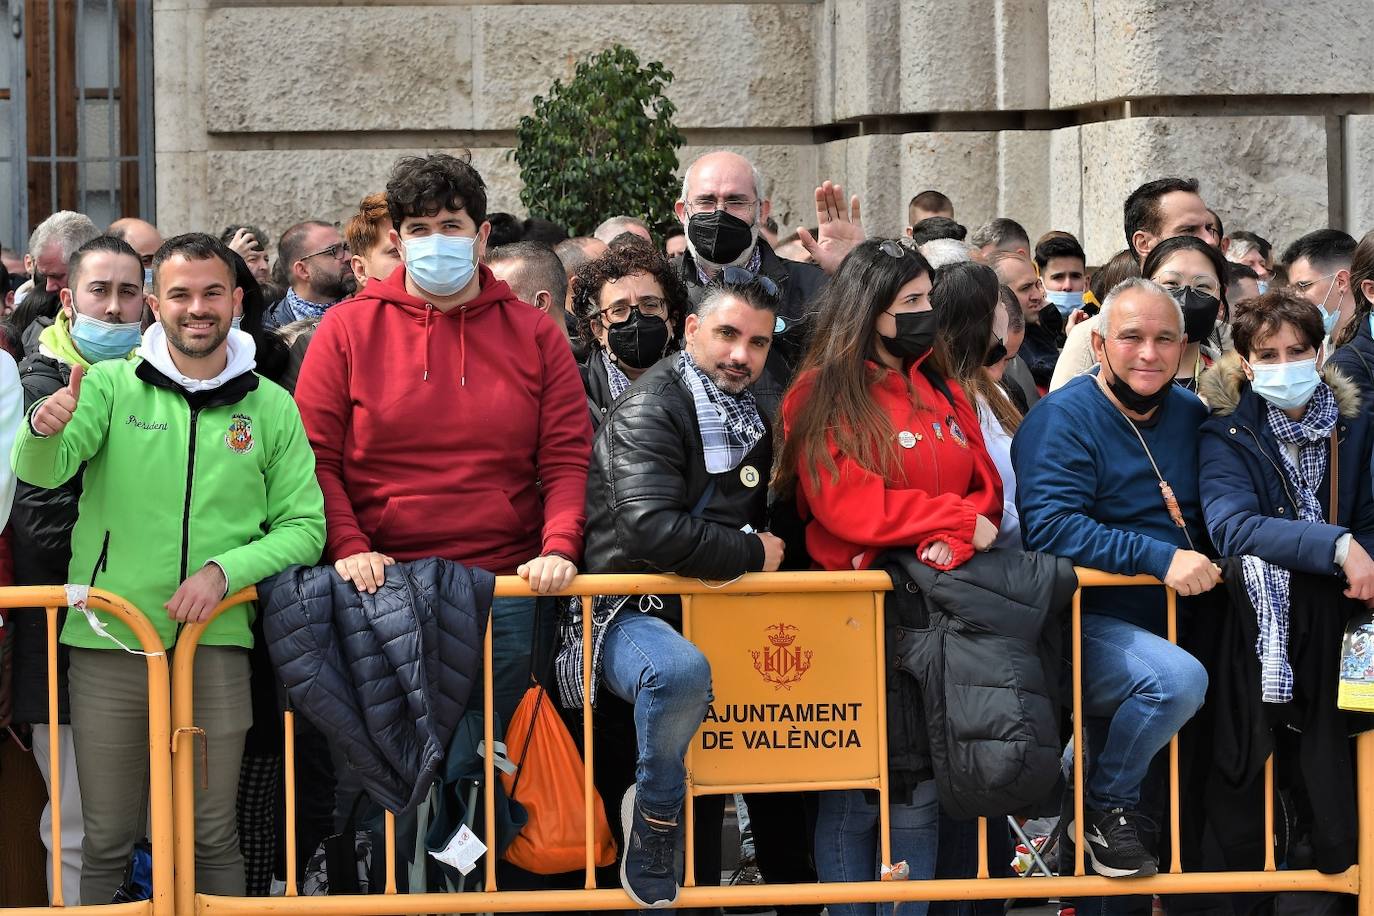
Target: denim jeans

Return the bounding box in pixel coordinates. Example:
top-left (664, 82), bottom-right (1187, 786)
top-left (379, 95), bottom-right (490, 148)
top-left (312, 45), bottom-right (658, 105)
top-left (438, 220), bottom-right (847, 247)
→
top-left (599, 610), bottom-right (712, 822)
top-left (1080, 613), bottom-right (1208, 811)
top-left (814, 780), bottom-right (939, 916)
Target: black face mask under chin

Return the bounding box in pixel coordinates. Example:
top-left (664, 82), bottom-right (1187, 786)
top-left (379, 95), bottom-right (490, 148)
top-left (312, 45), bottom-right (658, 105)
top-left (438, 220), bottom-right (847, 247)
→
top-left (606, 310), bottom-right (673, 370)
top-left (1102, 350), bottom-right (1175, 414)
top-left (879, 310), bottom-right (939, 361)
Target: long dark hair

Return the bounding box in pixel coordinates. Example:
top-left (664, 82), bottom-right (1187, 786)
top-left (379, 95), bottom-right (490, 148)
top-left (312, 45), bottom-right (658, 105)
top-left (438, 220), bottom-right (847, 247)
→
top-left (775, 239), bottom-right (947, 497)
top-left (228, 250), bottom-right (289, 383)
top-left (1339, 229), bottom-right (1374, 349)
top-left (934, 261), bottom-right (1021, 433)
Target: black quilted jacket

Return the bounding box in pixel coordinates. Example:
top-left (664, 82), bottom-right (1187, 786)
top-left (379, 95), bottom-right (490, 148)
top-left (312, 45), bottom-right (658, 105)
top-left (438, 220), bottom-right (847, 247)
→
top-left (879, 548), bottom-right (1076, 817)
top-left (260, 558), bottom-right (493, 814)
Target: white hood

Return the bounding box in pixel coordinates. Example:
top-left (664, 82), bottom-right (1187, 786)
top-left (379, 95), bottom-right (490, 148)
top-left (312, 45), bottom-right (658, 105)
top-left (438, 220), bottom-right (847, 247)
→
top-left (137, 322), bottom-right (257, 392)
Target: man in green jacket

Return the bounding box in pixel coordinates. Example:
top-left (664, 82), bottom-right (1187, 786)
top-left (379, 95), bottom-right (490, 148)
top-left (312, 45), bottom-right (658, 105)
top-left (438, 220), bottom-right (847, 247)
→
top-left (12, 232), bottom-right (325, 903)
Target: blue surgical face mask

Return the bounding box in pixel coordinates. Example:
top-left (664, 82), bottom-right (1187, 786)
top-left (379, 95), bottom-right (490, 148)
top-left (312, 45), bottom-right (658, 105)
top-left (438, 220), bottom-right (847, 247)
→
top-left (143, 267), bottom-right (153, 289)
top-left (402, 234), bottom-right (477, 298)
top-left (1045, 289), bottom-right (1085, 319)
top-left (1256, 279), bottom-right (1269, 295)
top-left (1313, 273), bottom-right (1342, 336)
top-left (230, 316), bottom-right (243, 331)
top-left (1247, 356), bottom-right (1321, 410)
top-left (70, 312), bottom-right (142, 363)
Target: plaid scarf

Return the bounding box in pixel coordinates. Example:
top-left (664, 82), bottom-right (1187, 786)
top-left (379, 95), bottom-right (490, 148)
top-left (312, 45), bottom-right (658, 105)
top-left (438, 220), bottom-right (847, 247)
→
top-left (601, 350), bottom-right (631, 400)
top-left (678, 350), bottom-right (765, 473)
top-left (285, 288), bottom-right (331, 322)
top-left (1240, 382), bottom-right (1338, 703)
top-left (695, 245), bottom-right (762, 286)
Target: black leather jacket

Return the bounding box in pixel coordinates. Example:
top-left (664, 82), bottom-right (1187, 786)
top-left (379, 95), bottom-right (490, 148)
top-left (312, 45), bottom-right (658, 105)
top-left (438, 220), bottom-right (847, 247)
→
top-left (582, 358), bottom-right (770, 626)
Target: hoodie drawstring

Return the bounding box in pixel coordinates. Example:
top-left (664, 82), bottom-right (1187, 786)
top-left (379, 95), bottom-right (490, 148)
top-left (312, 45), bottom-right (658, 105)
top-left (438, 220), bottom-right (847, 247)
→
top-left (423, 305), bottom-right (433, 381)
top-left (459, 306), bottom-right (467, 387)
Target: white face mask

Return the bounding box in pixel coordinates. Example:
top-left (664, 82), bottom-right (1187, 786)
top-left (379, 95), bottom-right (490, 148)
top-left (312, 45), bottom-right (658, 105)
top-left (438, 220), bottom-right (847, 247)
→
top-left (1246, 356), bottom-right (1321, 410)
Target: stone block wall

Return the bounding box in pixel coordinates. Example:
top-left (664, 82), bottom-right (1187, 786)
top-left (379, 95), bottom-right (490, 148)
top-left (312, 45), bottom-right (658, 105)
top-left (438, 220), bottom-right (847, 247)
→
top-left (154, 0), bottom-right (1374, 265)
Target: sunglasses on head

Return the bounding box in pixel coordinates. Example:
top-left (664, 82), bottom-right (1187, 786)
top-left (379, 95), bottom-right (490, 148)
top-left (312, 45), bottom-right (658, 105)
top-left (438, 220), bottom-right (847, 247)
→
top-left (717, 266), bottom-right (781, 299)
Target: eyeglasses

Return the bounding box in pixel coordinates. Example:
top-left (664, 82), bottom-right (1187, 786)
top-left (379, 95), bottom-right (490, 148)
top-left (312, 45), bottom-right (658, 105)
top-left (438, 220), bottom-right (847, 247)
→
top-left (717, 266), bottom-right (780, 299)
top-left (878, 238), bottom-right (920, 259)
top-left (1291, 271), bottom-right (1337, 294)
top-left (598, 298), bottom-right (669, 324)
top-left (687, 195), bottom-right (757, 217)
top-left (300, 242), bottom-right (350, 263)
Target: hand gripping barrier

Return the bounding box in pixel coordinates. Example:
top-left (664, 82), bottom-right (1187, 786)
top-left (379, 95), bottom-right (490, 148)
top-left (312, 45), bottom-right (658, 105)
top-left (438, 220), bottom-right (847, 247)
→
top-left (0, 586), bottom-right (173, 916)
top-left (155, 571), bottom-right (1374, 915)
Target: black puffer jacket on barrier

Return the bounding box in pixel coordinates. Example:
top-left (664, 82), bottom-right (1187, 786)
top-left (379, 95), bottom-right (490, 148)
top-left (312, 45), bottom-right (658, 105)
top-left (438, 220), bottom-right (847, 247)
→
top-left (880, 548), bottom-right (1077, 819)
top-left (260, 558), bottom-right (493, 814)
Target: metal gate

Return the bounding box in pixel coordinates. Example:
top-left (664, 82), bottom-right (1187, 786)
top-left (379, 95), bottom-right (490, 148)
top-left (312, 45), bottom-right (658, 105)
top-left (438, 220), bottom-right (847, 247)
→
top-left (0, 0), bottom-right (155, 252)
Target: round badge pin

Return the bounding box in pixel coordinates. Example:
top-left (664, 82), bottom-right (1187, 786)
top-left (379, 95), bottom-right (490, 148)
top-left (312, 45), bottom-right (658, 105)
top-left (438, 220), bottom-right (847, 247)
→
top-left (740, 465), bottom-right (761, 488)
top-left (775, 316), bottom-right (787, 334)
top-left (898, 430), bottom-right (917, 449)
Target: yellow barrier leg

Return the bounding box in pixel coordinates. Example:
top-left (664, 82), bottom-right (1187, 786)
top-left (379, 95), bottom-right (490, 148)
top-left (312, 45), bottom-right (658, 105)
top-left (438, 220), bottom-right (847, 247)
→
top-left (484, 618), bottom-right (498, 892)
top-left (46, 606), bottom-right (64, 907)
top-left (171, 633), bottom-right (202, 916)
top-left (1358, 730), bottom-right (1374, 915)
top-left (1166, 589), bottom-right (1182, 874)
top-left (1264, 754), bottom-right (1276, 872)
top-left (1072, 588), bottom-right (1085, 877)
top-left (582, 597), bottom-right (597, 890)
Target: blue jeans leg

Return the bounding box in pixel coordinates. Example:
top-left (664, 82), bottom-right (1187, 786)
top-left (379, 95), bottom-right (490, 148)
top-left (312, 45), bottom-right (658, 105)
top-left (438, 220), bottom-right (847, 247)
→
top-left (598, 611), bottom-right (712, 822)
top-left (814, 781), bottom-right (939, 916)
top-left (1080, 614), bottom-right (1208, 811)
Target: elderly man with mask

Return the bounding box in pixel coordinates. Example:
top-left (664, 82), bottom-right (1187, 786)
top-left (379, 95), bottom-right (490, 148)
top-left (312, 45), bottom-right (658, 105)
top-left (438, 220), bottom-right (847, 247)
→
top-left (1013, 278), bottom-right (1220, 891)
top-left (673, 151), bottom-right (860, 419)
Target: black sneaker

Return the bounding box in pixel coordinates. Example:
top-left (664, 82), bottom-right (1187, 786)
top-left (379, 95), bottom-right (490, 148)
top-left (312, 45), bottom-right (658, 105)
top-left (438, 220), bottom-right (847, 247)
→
top-left (619, 786), bottom-right (680, 908)
top-left (1081, 807), bottom-right (1158, 878)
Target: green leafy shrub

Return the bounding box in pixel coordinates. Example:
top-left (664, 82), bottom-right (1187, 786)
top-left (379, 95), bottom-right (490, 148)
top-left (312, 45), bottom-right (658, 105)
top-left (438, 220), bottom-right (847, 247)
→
top-left (511, 45), bottom-right (686, 237)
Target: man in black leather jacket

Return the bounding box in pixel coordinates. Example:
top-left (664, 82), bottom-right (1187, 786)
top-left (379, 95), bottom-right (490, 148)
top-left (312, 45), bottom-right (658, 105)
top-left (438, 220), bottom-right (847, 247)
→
top-left (564, 275), bottom-right (784, 910)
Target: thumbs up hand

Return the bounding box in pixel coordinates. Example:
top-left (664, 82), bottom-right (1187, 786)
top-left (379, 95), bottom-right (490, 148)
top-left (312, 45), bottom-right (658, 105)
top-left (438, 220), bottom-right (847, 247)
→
top-left (32, 364), bottom-right (84, 437)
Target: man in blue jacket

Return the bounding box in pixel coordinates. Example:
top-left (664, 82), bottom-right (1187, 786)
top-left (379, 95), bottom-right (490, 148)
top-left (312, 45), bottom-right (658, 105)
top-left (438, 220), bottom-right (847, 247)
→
top-left (1014, 277), bottom-right (1221, 881)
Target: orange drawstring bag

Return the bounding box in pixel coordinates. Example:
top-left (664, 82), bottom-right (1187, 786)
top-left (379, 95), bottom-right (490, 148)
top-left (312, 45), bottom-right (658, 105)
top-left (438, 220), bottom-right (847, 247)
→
top-left (500, 681), bottom-right (617, 873)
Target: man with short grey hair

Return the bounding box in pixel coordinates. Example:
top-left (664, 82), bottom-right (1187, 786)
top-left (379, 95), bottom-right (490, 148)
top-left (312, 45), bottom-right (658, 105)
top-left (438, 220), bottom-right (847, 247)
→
top-left (1014, 277), bottom-right (1218, 884)
top-left (970, 217), bottom-right (1031, 260)
top-left (593, 215), bottom-right (652, 246)
top-left (28, 211), bottom-right (100, 293)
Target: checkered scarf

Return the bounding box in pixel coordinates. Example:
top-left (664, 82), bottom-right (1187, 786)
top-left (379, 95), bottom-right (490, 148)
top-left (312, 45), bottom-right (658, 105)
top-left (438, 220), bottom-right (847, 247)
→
top-left (678, 350), bottom-right (765, 473)
top-left (601, 350), bottom-right (631, 400)
top-left (1241, 382), bottom-right (1338, 703)
top-left (285, 288), bottom-right (331, 322)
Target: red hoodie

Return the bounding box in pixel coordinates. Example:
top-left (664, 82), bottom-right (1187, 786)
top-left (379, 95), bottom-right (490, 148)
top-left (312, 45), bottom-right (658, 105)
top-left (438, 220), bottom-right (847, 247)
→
top-left (293, 265), bottom-right (592, 573)
top-left (782, 357), bottom-right (1003, 572)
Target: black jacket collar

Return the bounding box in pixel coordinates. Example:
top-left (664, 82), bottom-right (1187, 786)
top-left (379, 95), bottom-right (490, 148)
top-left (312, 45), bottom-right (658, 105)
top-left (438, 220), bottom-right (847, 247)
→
top-left (136, 358), bottom-right (259, 410)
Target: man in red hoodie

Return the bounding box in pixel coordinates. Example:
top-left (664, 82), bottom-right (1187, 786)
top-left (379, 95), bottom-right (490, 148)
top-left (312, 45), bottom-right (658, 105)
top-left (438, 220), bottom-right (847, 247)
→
top-left (293, 153), bottom-right (592, 729)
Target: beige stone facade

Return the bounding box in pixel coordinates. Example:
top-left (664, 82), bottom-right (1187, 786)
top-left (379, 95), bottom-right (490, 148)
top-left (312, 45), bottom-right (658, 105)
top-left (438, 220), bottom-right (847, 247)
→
top-left (154, 0), bottom-right (1374, 263)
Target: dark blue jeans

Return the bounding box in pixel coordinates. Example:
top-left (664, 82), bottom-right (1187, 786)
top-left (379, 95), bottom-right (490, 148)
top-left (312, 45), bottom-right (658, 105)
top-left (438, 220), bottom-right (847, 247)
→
top-left (813, 781), bottom-right (939, 916)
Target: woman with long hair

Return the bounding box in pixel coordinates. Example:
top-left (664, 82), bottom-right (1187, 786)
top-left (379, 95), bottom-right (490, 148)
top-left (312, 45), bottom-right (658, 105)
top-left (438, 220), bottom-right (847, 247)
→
top-left (934, 261), bottom-right (1024, 549)
top-left (776, 239), bottom-right (1002, 915)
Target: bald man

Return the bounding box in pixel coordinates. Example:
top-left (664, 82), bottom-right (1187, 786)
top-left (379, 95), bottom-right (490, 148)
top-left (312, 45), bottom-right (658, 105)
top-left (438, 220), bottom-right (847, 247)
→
top-left (107, 217), bottom-right (163, 287)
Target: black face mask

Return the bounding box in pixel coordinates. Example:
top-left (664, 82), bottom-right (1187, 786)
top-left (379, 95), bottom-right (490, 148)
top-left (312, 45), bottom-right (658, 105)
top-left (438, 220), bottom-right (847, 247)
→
top-left (687, 210), bottom-right (756, 266)
top-left (984, 336), bottom-right (1007, 368)
top-left (879, 310), bottom-right (939, 361)
top-left (607, 309), bottom-right (673, 370)
top-left (1102, 350), bottom-right (1174, 414)
top-left (1171, 286), bottom-right (1220, 344)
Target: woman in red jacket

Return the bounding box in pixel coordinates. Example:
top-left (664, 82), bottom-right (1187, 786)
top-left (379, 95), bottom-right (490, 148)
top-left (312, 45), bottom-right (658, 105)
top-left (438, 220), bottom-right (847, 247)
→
top-left (776, 238), bottom-right (1002, 915)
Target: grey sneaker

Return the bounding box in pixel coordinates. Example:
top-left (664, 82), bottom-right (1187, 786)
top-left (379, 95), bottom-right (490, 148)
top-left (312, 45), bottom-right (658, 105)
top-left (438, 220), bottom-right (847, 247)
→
top-left (619, 785), bottom-right (680, 908)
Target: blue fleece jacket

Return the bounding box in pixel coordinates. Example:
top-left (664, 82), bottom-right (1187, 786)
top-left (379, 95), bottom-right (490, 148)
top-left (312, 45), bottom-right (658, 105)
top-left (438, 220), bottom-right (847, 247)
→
top-left (1012, 373), bottom-right (1208, 633)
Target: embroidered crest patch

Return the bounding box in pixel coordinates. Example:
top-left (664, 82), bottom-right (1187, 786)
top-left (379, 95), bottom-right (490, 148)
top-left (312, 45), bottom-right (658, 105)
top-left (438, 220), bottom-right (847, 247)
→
top-left (225, 414), bottom-right (254, 454)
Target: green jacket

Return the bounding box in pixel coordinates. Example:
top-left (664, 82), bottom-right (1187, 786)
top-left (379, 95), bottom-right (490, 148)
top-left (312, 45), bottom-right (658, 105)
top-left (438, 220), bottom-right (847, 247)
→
top-left (12, 357), bottom-right (326, 650)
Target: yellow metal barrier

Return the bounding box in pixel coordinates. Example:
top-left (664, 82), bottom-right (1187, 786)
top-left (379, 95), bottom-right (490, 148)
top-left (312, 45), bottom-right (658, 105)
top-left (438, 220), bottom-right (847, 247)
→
top-left (0, 586), bottom-right (173, 916)
top-left (161, 570), bottom-right (1374, 915)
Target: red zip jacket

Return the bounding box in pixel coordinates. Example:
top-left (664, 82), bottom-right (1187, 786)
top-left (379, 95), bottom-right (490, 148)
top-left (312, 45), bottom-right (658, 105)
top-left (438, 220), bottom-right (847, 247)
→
top-left (293, 265), bottom-right (592, 573)
top-left (782, 357), bottom-right (1003, 571)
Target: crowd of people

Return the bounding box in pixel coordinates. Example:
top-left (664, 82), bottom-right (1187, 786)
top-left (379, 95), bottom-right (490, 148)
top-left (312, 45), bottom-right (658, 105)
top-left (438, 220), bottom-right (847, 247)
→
top-left (0, 146), bottom-right (1370, 916)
